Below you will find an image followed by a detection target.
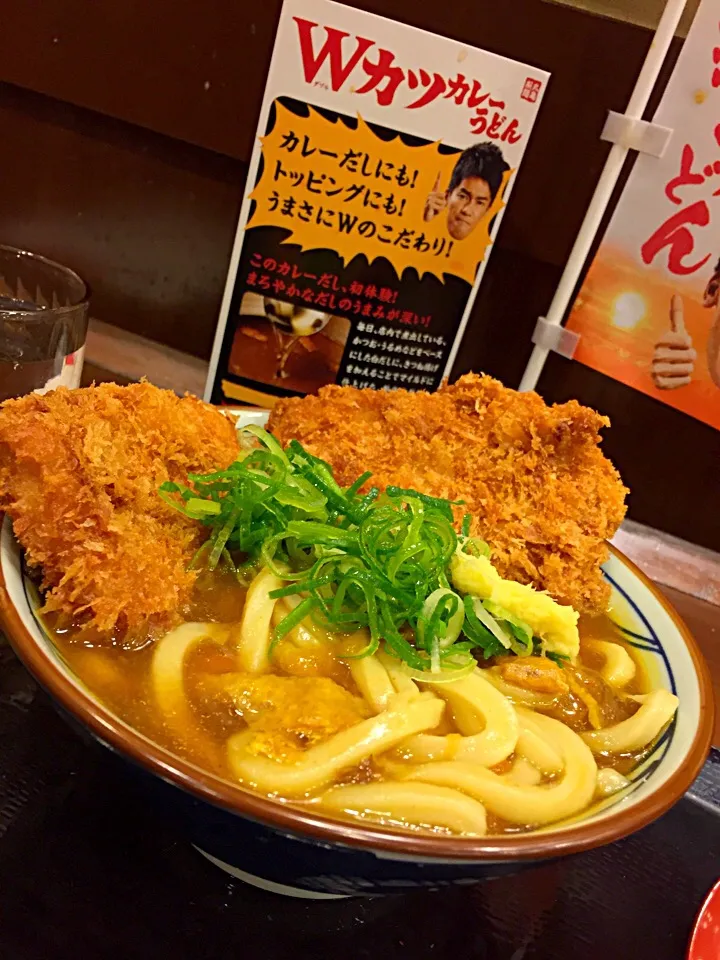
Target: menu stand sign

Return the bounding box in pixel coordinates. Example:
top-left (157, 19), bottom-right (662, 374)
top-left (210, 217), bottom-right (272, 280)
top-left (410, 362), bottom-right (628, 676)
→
top-left (205, 0), bottom-right (548, 407)
top-left (564, 0), bottom-right (720, 431)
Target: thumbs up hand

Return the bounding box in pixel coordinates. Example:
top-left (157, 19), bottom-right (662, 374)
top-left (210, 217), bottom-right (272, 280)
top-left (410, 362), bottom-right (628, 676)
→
top-left (651, 294), bottom-right (696, 389)
top-left (423, 172), bottom-right (447, 223)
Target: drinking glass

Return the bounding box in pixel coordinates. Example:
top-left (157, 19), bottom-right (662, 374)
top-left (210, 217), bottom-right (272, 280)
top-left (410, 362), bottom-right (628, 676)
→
top-left (0, 245), bottom-right (89, 402)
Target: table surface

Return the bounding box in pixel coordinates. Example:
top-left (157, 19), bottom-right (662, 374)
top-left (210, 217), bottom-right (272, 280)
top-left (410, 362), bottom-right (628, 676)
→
top-left (663, 585), bottom-right (720, 748)
top-left (0, 580), bottom-right (718, 958)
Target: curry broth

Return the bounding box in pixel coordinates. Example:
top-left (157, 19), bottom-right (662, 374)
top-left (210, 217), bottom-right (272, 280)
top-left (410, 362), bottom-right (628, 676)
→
top-left (47, 572), bottom-right (653, 835)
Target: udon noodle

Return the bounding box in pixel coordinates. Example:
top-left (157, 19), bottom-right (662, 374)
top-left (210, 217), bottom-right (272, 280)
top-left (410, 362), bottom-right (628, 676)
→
top-left (2, 382), bottom-right (676, 839)
top-left (50, 569), bottom-right (678, 838)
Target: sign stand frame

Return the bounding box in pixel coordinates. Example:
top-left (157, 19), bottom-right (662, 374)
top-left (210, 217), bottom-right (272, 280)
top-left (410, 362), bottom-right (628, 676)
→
top-left (518, 0), bottom-right (690, 393)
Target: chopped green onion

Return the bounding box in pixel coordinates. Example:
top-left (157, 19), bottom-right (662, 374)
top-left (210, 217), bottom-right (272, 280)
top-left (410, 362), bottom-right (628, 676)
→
top-left (338, 635), bottom-right (379, 660)
top-left (241, 423), bottom-right (290, 463)
top-left (185, 498), bottom-right (222, 517)
top-left (158, 426), bottom-right (547, 677)
top-left (419, 589), bottom-right (464, 651)
top-left (402, 654), bottom-right (476, 684)
top-left (345, 471), bottom-right (373, 497)
top-left (483, 600), bottom-right (534, 656)
top-left (544, 649), bottom-right (570, 667)
top-left (468, 598), bottom-right (512, 650)
top-left (269, 575), bottom-right (336, 598)
top-left (272, 595), bottom-right (315, 647)
top-left (462, 597), bottom-right (506, 659)
top-left (460, 535), bottom-right (491, 558)
top-left (386, 486), bottom-right (463, 522)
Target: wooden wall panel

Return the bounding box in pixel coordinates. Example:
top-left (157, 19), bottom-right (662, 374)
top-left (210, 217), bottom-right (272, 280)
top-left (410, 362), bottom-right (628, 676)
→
top-left (1, 0), bottom-right (279, 161)
top-left (0, 84), bottom-right (242, 357)
top-left (538, 358), bottom-right (720, 551)
top-left (1, 1), bottom-right (676, 269)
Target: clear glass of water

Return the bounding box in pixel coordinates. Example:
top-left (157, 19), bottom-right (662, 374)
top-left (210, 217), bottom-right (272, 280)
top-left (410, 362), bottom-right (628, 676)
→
top-left (0, 245), bottom-right (89, 402)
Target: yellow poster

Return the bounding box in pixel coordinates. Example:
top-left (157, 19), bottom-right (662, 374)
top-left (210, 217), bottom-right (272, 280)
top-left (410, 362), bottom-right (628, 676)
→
top-left (249, 103), bottom-right (509, 286)
top-left (206, 0), bottom-right (548, 406)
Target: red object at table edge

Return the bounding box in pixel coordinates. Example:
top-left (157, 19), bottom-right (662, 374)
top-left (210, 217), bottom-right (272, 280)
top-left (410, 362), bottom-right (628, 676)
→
top-left (687, 878), bottom-right (720, 959)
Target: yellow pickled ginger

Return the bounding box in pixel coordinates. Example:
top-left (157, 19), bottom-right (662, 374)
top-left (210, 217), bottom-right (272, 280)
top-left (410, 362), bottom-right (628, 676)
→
top-left (450, 550), bottom-right (580, 660)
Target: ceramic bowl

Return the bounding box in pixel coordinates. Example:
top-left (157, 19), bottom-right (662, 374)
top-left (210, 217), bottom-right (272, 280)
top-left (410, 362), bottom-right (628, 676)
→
top-left (0, 413), bottom-right (714, 897)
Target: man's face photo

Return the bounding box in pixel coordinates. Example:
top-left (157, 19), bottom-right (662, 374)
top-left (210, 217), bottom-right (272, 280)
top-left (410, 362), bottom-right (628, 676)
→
top-left (445, 176), bottom-right (493, 241)
top-left (423, 143), bottom-right (509, 243)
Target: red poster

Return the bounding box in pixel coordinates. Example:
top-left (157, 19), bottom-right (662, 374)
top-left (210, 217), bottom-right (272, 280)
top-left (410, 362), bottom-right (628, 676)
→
top-left (567, 0), bottom-right (720, 431)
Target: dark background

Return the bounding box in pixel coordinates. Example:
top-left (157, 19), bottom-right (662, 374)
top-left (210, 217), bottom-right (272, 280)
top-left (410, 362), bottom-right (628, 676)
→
top-left (1, 0), bottom-right (718, 549)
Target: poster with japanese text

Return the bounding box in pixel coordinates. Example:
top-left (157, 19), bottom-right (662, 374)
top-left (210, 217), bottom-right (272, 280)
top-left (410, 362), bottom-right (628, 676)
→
top-left (566, 0), bottom-right (720, 431)
top-left (205, 0), bottom-right (548, 407)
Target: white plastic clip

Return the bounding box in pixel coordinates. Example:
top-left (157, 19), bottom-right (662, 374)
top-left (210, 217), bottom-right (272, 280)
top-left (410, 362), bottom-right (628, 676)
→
top-left (601, 111), bottom-right (673, 158)
top-left (531, 317), bottom-right (579, 360)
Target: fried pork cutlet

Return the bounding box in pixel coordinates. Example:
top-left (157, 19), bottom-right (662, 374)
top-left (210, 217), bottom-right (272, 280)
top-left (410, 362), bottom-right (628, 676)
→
top-left (0, 382), bottom-right (238, 640)
top-left (268, 374), bottom-right (627, 614)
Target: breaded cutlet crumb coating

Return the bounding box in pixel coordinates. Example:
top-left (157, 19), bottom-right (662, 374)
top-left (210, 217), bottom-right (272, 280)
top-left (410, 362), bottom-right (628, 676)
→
top-left (268, 374), bottom-right (627, 614)
top-left (0, 382), bottom-right (239, 640)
